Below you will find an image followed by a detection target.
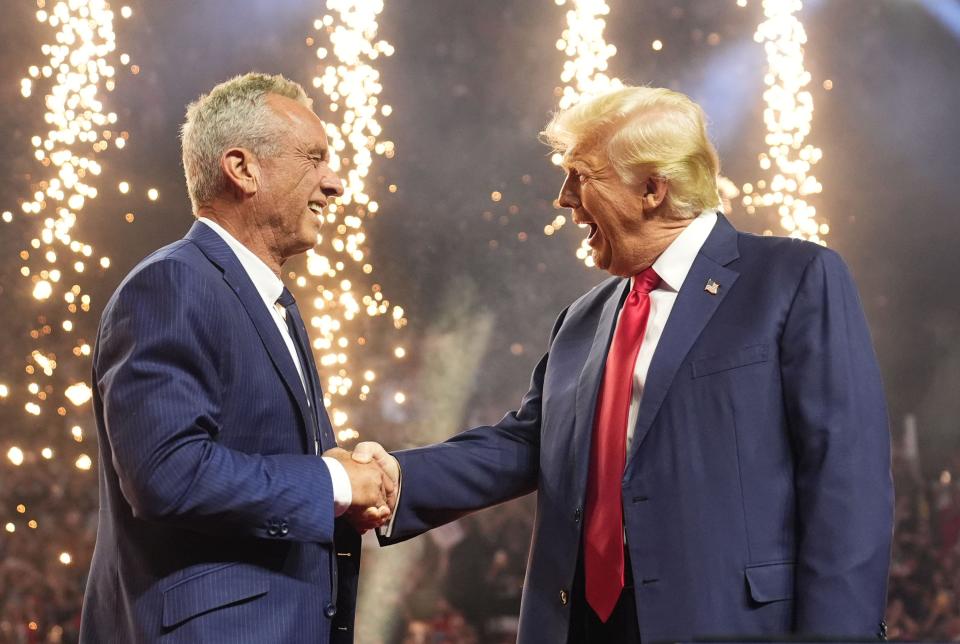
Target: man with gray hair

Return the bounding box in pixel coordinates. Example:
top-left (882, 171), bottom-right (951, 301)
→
top-left (79, 72), bottom-right (391, 643)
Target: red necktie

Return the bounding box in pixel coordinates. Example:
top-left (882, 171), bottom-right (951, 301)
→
top-left (584, 267), bottom-right (660, 622)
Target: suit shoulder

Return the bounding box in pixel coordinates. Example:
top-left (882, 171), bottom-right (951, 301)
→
top-left (133, 238), bottom-right (212, 274)
top-left (736, 230), bottom-right (846, 273)
top-left (123, 239), bottom-right (217, 286)
top-left (734, 231), bottom-right (859, 308)
top-left (105, 239), bottom-right (221, 315)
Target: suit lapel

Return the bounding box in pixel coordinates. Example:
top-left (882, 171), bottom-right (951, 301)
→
top-left (185, 222), bottom-right (314, 451)
top-left (625, 214), bottom-right (741, 475)
top-left (572, 279), bottom-right (630, 494)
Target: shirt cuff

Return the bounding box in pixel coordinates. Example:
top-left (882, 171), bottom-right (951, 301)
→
top-left (322, 456), bottom-right (352, 517)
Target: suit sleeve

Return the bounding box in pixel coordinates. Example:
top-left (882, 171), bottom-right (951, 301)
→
top-left (95, 258), bottom-right (336, 543)
top-left (779, 248), bottom-right (893, 636)
top-left (379, 307), bottom-right (568, 544)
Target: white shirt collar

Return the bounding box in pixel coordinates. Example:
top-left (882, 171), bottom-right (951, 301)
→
top-left (197, 217), bottom-right (285, 308)
top-left (633, 209), bottom-right (718, 293)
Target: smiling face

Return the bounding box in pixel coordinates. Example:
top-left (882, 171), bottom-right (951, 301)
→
top-left (253, 94), bottom-right (343, 262)
top-left (557, 146), bottom-right (660, 276)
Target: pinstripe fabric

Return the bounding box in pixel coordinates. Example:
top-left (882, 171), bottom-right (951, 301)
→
top-left (80, 221), bottom-right (361, 643)
top-left (380, 214), bottom-right (892, 643)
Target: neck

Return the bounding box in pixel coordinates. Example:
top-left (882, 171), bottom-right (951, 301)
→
top-left (623, 210), bottom-right (694, 275)
top-left (197, 202), bottom-right (284, 277)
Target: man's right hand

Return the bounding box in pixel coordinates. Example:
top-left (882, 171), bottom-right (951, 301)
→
top-left (322, 448), bottom-right (394, 531)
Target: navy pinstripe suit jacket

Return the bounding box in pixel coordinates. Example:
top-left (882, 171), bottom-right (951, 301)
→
top-left (80, 221), bottom-right (360, 643)
top-left (382, 215), bottom-right (892, 642)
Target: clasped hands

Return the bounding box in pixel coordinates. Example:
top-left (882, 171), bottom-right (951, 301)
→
top-left (323, 442), bottom-right (399, 533)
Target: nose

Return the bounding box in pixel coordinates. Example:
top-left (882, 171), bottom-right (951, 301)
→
top-left (557, 172), bottom-right (580, 209)
top-left (320, 168), bottom-right (344, 199)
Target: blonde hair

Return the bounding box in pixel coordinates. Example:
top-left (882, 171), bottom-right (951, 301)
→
top-left (541, 86), bottom-right (721, 216)
top-left (180, 72), bottom-right (312, 213)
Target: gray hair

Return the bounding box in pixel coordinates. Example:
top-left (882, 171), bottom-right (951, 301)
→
top-left (180, 72), bottom-right (312, 212)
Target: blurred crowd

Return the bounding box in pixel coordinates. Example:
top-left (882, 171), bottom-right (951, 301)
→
top-left (374, 500), bottom-right (533, 644)
top-left (3, 438), bottom-right (960, 642)
top-left (0, 461), bottom-right (96, 643)
top-left (885, 443), bottom-right (960, 641)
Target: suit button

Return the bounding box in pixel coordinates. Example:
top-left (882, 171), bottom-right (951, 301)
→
top-left (324, 603), bottom-right (337, 618)
top-left (279, 525), bottom-right (289, 536)
top-left (573, 507), bottom-right (582, 523)
top-left (559, 589), bottom-right (568, 606)
top-left (267, 526), bottom-right (279, 536)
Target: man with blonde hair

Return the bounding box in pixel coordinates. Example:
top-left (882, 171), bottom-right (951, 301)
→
top-left (356, 86), bottom-right (893, 642)
top-left (80, 72), bottom-right (394, 643)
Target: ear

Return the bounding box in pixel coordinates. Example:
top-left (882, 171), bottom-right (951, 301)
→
top-left (641, 175), bottom-right (668, 211)
top-left (220, 147), bottom-right (260, 199)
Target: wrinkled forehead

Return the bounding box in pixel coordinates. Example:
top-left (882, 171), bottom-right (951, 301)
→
top-left (562, 138), bottom-right (608, 170)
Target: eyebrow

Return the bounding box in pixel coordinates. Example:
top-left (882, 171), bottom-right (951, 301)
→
top-left (562, 147), bottom-right (592, 165)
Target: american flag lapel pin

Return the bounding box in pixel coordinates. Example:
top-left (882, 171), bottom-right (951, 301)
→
top-left (704, 279), bottom-right (720, 295)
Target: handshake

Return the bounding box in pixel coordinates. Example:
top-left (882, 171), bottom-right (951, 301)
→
top-left (323, 442), bottom-right (399, 533)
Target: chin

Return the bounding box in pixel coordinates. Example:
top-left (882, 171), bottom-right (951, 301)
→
top-left (299, 236), bottom-right (317, 253)
top-left (601, 257), bottom-right (633, 278)
top-left (289, 234), bottom-right (314, 256)
top-left (593, 249), bottom-right (614, 274)
top-left (300, 224), bottom-right (320, 244)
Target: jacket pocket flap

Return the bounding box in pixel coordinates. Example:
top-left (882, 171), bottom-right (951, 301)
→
top-left (691, 344), bottom-right (771, 378)
top-left (744, 561), bottom-right (795, 603)
top-left (162, 563), bottom-right (269, 628)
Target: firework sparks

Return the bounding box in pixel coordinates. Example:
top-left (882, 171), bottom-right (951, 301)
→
top-left (305, 0), bottom-right (406, 442)
top-left (5, 1), bottom-right (132, 477)
top-left (549, 0), bottom-right (625, 266)
top-left (554, 0), bottom-right (622, 112)
top-left (744, 0), bottom-right (826, 243)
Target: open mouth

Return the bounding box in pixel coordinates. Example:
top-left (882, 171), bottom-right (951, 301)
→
top-left (586, 223), bottom-right (600, 244)
top-left (308, 201), bottom-right (325, 216)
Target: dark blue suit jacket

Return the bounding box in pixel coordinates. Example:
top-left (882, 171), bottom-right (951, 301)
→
top-left (382, 215), bottom-right (893, 643)
top-left (80, 221), bottom-right (360, 643)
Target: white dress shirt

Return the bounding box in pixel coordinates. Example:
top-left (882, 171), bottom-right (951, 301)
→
top-left (198, 217), bottom-right (352, 516)
top-left (623, 209), bottom-right (717, 453)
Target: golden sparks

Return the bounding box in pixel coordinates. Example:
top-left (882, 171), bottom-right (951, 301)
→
top-left (14, 0), bottom-right (129, 409)
top-left (745, 0), bottom-right (826, 243)
top-left (6, 447), bottom-right (25, 467)
top-left (3, 2), bottom-right (132, 534)
top-left (306, 0), bottom-right (405, 442)
top-left (64, 382), bottom-right (93, 406)
top-left (554, 0), bottom-right (623, 111)
top-left (550, 0), bottom-right (627, 268)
